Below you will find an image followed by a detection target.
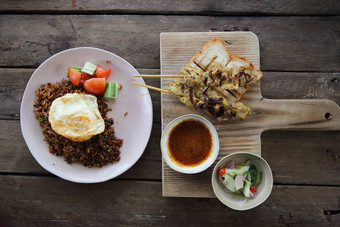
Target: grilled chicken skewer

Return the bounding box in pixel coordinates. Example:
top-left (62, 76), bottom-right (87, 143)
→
top-left (133, 79), bottom-right (251, 120)
top-left (133, 37), bottom-right (263, 121)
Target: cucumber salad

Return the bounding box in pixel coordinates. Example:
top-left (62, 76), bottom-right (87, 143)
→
top-left (218, 160), bottom-right (262, 198)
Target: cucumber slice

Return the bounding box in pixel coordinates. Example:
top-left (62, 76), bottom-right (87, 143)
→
top-left (82, 62), bottom-right (97, 75)
top-left (223, 174), bottom-right (236, 192)
top-left (236, 165), bottom-right (250, 175)
top-left (243, 160), bottom-right (251, 166)
top-left (222, 169), bottom-right (237, 178)
top-left (72, 66), bottom-right (82, 72)
top-left (66, 67), bottom-right (82, 77)
top-left (235, 175), bottom-right (245, 191)
top-left (254, 171), bottom-right (263, 186)
top-left (246, 172), bottom-right (251, 181)
top-left (104, 82), bottom-right (118, 98)
top-left (243, 180), bottom-right (251, 198)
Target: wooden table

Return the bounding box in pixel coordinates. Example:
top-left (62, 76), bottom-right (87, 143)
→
top-left (0, 1), bottom-right (339, 226)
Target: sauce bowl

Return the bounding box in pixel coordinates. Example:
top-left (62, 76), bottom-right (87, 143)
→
top-left (161, 114), bottom-right (219, 174)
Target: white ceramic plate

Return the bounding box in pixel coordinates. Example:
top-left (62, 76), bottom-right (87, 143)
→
top-left (20, 47), bottom-right (153, 183)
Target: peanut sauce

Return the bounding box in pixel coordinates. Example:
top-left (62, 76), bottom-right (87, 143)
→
top-left (167, 119), bottom-right (212, 167)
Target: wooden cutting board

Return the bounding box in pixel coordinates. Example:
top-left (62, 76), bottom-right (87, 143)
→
top-left (160, 32), bottom-right (340, 198)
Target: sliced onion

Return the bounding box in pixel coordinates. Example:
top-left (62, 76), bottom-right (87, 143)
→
top-left (235, 174), bottom-right (245, 190)
top-left (224, 160), bottom-right (235, 169)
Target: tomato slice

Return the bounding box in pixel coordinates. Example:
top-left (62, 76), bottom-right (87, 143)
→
top-left (83, 78), bottom-right (106, 96)
top-left (218, 167), bottom-right (226, 176)
top-left (68, 67), bottom-right (81, 86)
top-left (96, 64), bottom-right (104, 72)
top-left (80, 72), bottom-right (96, 84)
top-left (96, 64), bottom-right (111, 80)
top-left (250, 186), bottom-right (257, 193)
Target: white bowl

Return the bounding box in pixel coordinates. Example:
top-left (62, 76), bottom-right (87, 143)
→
top-left (161, 114), bottom-right (219, 174)
top-left (212, 152), bottom-right (273, 210)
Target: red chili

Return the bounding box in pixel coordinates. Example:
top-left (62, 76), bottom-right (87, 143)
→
top-left (219, 167), bottom-right (226, 176)
top-left (250, 186), bottom-right (257, 193)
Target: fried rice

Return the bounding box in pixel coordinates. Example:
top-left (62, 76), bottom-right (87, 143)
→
top-left (33, 79), bottom-right (123, 168)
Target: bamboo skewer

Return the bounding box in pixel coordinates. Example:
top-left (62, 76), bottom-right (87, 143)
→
top-left (133, 74), bottom-right (184, 78)
top-left (132, 82), bottom-right (170, 94)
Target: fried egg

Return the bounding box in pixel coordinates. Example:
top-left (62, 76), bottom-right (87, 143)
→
top-left (48, 93), bottom-right (105, 142)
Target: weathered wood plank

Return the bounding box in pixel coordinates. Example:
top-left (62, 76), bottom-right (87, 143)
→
top-left (0, 175), bottom-right (339, 226)
top-left (0, 15), bottom-right (339, 71)
top-left (0, 0), bottom-right (339, 15)
top-left (262, 130), bottom-right (340, 185)
top-left (261, 72), bottom-right (340, 102)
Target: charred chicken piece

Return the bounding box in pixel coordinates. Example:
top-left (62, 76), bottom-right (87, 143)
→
top-left (168, 68), bottom-right (251, 121)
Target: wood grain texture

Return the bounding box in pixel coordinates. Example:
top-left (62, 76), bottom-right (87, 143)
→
top-left (0, 15), bottom-right (339, 71)
top-left (1, 0), bottom-right (339, 15)
top-left (261, 131), bottom-right (340, 185)
top-left (160, 32), bottom-right (340, 197)
top-left (0, 2), bottom-right (339, 225)
top-left (0, 175), bottom-right (339, 227)
top-left (261, 72), bottom-right (340, 102)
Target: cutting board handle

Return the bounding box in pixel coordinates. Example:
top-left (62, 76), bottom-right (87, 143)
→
top-left (259, 98), bottom-right (340, 132)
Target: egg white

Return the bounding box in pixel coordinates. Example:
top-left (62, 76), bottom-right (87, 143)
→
top-left (48, 93), bottom-right (105, 142)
